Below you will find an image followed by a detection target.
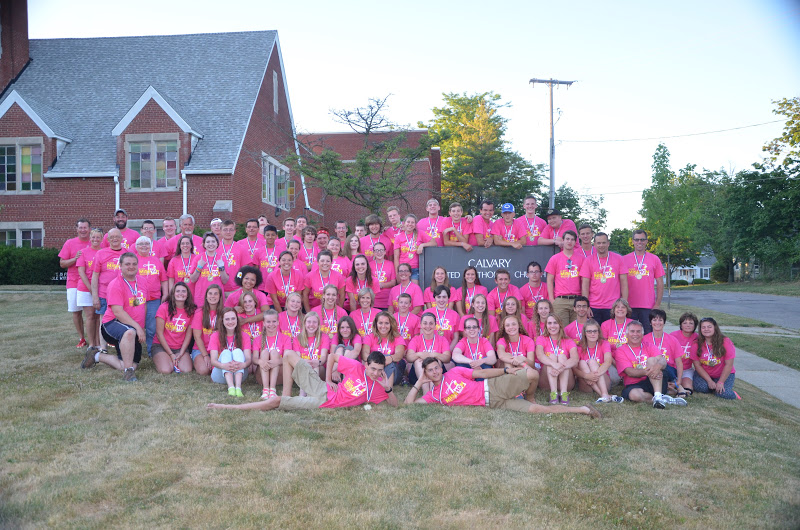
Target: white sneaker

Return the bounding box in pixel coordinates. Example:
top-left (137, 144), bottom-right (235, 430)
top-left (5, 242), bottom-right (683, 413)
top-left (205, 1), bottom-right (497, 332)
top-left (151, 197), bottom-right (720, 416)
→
top-left (652, 395), bottom-right (666, 409)
top-left (665, 395), bottom-right (688, 406)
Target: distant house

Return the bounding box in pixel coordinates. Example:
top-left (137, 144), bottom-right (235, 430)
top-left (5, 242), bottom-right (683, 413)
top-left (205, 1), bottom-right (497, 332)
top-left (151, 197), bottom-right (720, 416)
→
top-left (671, 253), bottom-right (716, 283)
top-left (0, 0), bottom-right (321, 248)
top-left (298, 130), bottom-right (441, 227)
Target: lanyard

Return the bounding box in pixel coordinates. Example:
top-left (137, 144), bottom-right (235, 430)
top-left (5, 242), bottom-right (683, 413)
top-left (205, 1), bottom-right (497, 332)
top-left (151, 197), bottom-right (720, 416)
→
top-left (264, 334), bottom-right (278, 351)
top-left (399, 281), bottom-right (412, 295)
top-left (122, 278), bottom-right (139, 300)
top-left (360, 310), bottom-right (373, 334)
top-left (398, 312), bottom-right (411, 337)
top-left (303, 244), bottom-right (315, 264)
top-left (245, 238), bottom-right (258, 257)
top-left (466, 339), bottom-right (481, 360)
top-left (651, 332), bottom-right (664, 352)
top-left (319, 271), bottom-right (330, 290)
top-left (181, 256), bottom-right (191, 276)
top-left (221, 241), bottom-right (234, 263)
top-left (427, 216), bottom-right (439, 237)
top-left (614, 320), bottom-right (628, 341)
top-left (307, 336), bottom-right (318, 359)
top-left (225, 334), bottom-right (236, 351)
top-left (588, 344), bottom-right (600, 361)
top-left (363, 370), bottom-right (377, 401)
top-left (527, 283), bottom-right (544, 302)
top-left (323, 307), bottom-right (337, 329)
top-left (287, 314), bottom-right (299, 336)
top-left (627, 344), bottom-right (646, 366)
top-left (580, 246), bottom-right (592, 258)
top-left (504, 222), bottom-right (515, 241)
top-left (597, 253), bottom-right (610, 274)
top-left (524, 215), bottom-right (538, 237)
top-left (508, 337), bottom-right (522, 356)
top-left (421, 335), bottom-right (435, 352)
top-left (548, 337), bottom-right (561, 356)
top-left (497, 288), bottom-right (508, 309)
top-left (633, 252), bottom-right (646, 272)
top-left (574, 322), bottom-right (584, 340)
top-left (280, 271), bottom-right (293, 296)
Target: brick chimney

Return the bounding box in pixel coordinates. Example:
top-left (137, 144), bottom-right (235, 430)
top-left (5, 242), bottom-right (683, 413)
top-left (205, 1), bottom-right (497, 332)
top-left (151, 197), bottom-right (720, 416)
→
top-left (0, 0), bottom-right (29, 92)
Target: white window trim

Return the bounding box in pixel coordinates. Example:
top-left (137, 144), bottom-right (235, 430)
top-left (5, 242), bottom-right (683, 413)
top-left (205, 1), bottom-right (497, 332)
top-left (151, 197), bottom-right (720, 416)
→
top-left (124, 133), bottom-right (180, 192)
top-left (0, 136), bottom-right (46, 195)
top-left (261, 154), bottom-right (290, 207)
top-left (0, 221), bottom-right (44, 247)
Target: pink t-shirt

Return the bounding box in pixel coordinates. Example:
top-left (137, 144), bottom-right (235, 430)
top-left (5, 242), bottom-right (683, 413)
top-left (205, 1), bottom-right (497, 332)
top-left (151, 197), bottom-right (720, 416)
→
top-left (273, 236), bottom-right (295, 254)
top-left (455, 337), bottom-right (494, 360)
top-left (601, 318), bottom-right (634, 351)
top-left (389, 282), bottom-right (425, 313)
top-left (623, 252), bottom-right (665, 309)
top-left (167, 254), bottom-right (193, 291)
top-left (451, 285), bottom-right (489, 313)
top-left (487, 285), bottom-right (523, 315)
top-left (330, 333), bottom-right (363, 350)
top-left (219, 241), bottom-right (249, 292)
top-left (422, 307), bottom-right (460, 343)
top-left (136, 254), bottom-right (167, 300)
top-left (311, 305), bottom-right (347, 337)
top-left (92, 247), bottom-right (125, 298)
top-left (191, 310), bottom-right (217, 352)
top-left (330, 256), bottom-right (352, 277)
top-left (320, 356), bottom-right (390, 409)
top-left (614, 342), bottom-right (661, 386)
top-left (102, 228), bottom-right (139, 250)
top-left (417, 216), bottom-right (449, 247)
top-left (349, 308), bottom-right (381, 338)
top-left (260, 333), bottom-right (290, 358)
top-left (457, 315), bottom-right (499, 336)
top-left (564, 320), bottom-right (585, 343)
top-left (494, 313), bottom-right (530, 333)
top-left (306, 270), bottom-right (346, 309)
top-left (544, 251), bottom-right (584, 298)
top-left (102, 275), bottom-right (146, 325)
top-left (345, 275), bottom-right (380, 303)
top-left (394, 230), bottom-right (432, 269)
top-left (422, 368), bottom-right (485, 407)
top-left (76, 246), bottom-right (100, 293)
top-left (443, 217), bottom-right (473, 244)
top-left (393, 312), bottom-right (421, 342)
top-left (59, 237), bottom-right (90, 288)
top-left (290, 334), bottom-right (330, 361)
top-left (365, 335), bottom-right (406, 359)
top-left (644, 332), bottom-right (682, 368)
top-left (423, 285), bottom-right (455, 306)
top-left (190, 251), bottom-right (226, 303)
top-left (153, 235), bottom-right (177, 263)
top-left (239, 311), bottom-right (264, 347)
top-left (233, 237), bottom-right (264, 265)
top-left (519, 283), bottom-right (547, 319)
top-left (360, 234), bottom-right (394, 260)
top-left (691, 337), bottom-right (736, 379)
top-left (468, 215), bottom-right (494, 245)
top-left (154, 303), bottom-right (192, 349)
top-left (491, 218), bottom-right (527, 244)
top-left (278, 311), bottom-right (302, 340)
top-left (497, 335), bottom-right (536, 360)
top-left (669, 330), bottom-right (698, 370)
top-left (540, 219), bottom-right (578, 242)
top-left (370, 259), bottom-right (396, 308)
top-left (297, 242), bottom-right (319, 268)
top-left (224, 289), bottom-right (271, 310)
top-left (514, 215), bottom-right (547, 246)
top-left (579, 252), bottom-right (626, 309)
top-left (578, 340), bottom-right (613, 363)
top-left (265, 268), bottom-right (303, 308)
top-left (407, 334), bottom-right (449, 355)
top-left (535, 335), bottom-right (577, 358)
top-left (208, 331), bottom-right (252, 353)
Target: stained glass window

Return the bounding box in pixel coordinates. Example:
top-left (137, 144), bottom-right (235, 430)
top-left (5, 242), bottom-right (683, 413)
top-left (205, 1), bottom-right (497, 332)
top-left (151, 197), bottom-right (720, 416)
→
top-left (130, 139), bottom-right (177, 189)
top-left (0, 144), bottom-right (42, 192)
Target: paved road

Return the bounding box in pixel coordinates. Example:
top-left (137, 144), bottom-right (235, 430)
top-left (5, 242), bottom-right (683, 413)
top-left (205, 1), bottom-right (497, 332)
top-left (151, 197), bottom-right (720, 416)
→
top-left (666, 290), bottom-right (800, 330)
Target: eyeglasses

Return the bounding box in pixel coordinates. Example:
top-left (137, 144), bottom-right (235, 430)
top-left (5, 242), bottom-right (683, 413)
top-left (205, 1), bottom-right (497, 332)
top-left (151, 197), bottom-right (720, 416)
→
top-left (585, 329), bottom-right (599, 333)
top-left (633, 238), bottom-right (647, 242)
top-left (465, 325), bottom-right (479, 330)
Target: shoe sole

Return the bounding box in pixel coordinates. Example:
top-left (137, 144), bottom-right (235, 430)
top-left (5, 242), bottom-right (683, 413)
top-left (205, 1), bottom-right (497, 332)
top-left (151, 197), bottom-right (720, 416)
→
top-left (81, 350), bottom-right (96, 369)
top-left (653, 401), bottom-right (666, 409)
top-left (586, 404), bottom-right (603, 419)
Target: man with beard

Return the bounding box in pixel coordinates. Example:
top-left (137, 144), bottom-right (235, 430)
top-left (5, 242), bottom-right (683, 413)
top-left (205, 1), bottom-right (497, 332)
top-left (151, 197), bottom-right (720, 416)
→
top-left (102, 209), bottom-right (139, 249)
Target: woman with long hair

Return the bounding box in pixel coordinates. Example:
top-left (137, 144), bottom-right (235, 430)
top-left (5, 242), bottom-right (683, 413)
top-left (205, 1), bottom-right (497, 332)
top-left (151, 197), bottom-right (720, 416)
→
top-left (346, 254), bottom-right (380, 311)
top-left (326, 237), bottom-right (352, 277)
top-left (670, 312), bottom-right (699, 395)
top-left (536, 315), bottom-right (578, 404)
top-left (451, 316), bottom-right (496, 372)
top-left (167, 234), bottom-right (194, 292)
top-left (152, 281), bottom-right (196, 374)
top-left (278, 291), bottom-right (303, 341)
top-left (457, 293), bottom-right (497, 346)
top-left (287, 311), bottom-right (329, 383)
top-left (331, 315), bottom-right (363, 361)
top-left (343, 233), bottom-right (361, 260)
top-left (312, 284), bottom-right (347, 341)
top-left (691, 317), bottom-right (737, 399)
top-left (422, 285), bottom-right (461, 352)
top-left (423, 266), bottom-right (452, 309)
top-left (365, 311), bottom-right (406, 383)
top-left (209, 307), bottom-right (252, 396)
top-left (496, 314), bottom-right (536, 371)
top-left (188, 232), bottom-right (229, 303)
top-left (191, 284), bottom-right (224, 376)
top-left (496, 296), bottom-right (530, 335)
top-left (574, 319), bottom-right (622, 403)
top-left (530, 299), bottom-right (554, 338)
top-left (255, 309), bottom-right (289, 401)
top-left (393, 214), bottom-right (435, 283)
top-left (452, 266), bottom-right (487, 316)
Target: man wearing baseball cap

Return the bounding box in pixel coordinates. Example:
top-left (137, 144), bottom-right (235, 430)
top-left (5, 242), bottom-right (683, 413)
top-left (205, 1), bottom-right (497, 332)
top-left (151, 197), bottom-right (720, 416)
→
top-left (491, 203), bottom-right (525, 249)
top-left (538, 208), bottom-right (577, 249)
top-left (102, 209), bottom-right (140, 250)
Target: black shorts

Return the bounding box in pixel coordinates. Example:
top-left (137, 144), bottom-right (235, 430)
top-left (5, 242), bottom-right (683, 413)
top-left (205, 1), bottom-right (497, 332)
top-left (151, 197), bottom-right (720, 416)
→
top-left (622, 376), bottom-right (668, 400)
top-left (101, 319), bottom-right (143, 364)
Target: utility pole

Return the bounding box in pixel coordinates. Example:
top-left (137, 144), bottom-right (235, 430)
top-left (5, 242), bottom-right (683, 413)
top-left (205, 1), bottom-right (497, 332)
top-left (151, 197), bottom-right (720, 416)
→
top-left (529, 78), bottom-right (575, 209)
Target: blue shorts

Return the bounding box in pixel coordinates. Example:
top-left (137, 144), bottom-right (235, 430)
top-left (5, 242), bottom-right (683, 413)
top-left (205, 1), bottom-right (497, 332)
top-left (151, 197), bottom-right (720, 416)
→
top-left (410, 268), bottom-right (420, 281)
top-left (101, 319), bottom-right (143, 364)
top-left (95, 297), bottom-right (107, 316)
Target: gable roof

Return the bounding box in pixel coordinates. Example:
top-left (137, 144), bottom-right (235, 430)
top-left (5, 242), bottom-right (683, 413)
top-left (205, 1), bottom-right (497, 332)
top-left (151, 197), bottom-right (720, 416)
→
top-left (0, 31), bottom-right (278, 176)
top-left (112, 85), bottom-right (203, 138)
top-left (0, 90), bottom-right (73, 141)
top-left (299, 130), bottom-right (429, 160)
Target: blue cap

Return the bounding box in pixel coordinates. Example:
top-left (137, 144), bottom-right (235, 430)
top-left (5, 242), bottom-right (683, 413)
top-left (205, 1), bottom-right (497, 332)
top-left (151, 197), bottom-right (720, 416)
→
top-left (501, 203), bottom-right (515, 213)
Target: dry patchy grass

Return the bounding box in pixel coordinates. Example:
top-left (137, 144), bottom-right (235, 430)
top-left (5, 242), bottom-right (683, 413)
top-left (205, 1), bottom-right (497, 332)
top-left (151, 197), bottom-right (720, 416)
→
top-left (1, 292), bottom-right (800, 528)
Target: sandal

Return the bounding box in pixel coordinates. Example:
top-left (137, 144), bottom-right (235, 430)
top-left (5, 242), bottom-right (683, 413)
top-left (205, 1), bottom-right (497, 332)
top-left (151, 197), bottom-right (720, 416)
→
top-left (677, 391), bottom-right (688, 398)
top-left (684, 388), bottom-right (693, 396)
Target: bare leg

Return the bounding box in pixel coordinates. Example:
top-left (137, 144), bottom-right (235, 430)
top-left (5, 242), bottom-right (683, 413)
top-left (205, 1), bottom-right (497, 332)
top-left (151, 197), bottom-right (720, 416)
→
top-left (73, 310), bottom-right (85, 341)
top-left (152, 352), bottom-right (174, 374)
top-left (224, 371), bottom-right (234, 388)
top-left (177, 354), bottom-right (192, 373)
top-left (525, 367), bottom-right (539, 403)
top-left (281, 352), bottom-right (301, 397)
top-left (194, 355), bottom-right (212, 376)
top-left (82, 307), bottom-right (99, 347)
top-left (527, 403), bottom-right (601, 418)
top-left (97, 351), bottom-right (124, 370)
top-left (234, 371), bottom-right (243, 388)
top-left (207, 396), bottom-right (281, 410)
top-left (118, 329), bottom-right (136, 370)
top-left (538, 366), bottom-right (552, 391)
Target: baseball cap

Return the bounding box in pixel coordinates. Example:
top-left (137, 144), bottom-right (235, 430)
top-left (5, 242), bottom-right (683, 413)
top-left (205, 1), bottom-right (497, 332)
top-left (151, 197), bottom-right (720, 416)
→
top-left (501, 203), bottom-right (515, 213)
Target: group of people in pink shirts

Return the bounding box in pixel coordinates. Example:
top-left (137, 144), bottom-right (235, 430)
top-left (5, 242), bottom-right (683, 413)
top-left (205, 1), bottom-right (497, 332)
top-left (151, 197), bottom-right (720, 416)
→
top-left (60, 197), bottom-right (738, 414)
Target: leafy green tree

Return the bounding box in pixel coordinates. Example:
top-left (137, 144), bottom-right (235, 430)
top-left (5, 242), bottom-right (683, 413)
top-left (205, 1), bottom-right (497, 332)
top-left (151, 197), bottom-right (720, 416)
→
top-left (553, 184), bottom-right (608, 231)
top-left (287, 96), bottom-right (434, 214)
top-left (763, 96), bottom-right (800, 170)
top-left (420, 92), bottom-right (545, 213)
top-left (609, 228), bottom-right (634, 255)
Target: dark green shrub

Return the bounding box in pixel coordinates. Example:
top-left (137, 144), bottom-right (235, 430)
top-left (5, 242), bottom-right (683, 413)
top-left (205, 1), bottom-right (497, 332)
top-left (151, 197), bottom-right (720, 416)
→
top-left (671, 279), bottom-right (689, 286)
top-left (710, 261), bottom-right (728, 283)
top-left (0, 246), bottom-right (62, 285)
top-left (692, 278), bottom-right (713, 285)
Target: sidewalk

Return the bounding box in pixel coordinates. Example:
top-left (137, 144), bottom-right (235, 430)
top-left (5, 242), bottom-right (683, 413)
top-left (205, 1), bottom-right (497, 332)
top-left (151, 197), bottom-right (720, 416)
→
top-left (665, 323), bottom-right (799, 409)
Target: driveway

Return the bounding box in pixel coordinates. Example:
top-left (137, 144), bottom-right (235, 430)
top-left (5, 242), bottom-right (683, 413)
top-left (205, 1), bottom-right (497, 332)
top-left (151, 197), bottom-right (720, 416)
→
top-left (666, 289), bottom-right (800, 330)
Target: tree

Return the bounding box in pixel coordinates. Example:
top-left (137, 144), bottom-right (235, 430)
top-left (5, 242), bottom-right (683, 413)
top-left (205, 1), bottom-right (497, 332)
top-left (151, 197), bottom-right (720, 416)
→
top-left (609, 228), bottom-right (634, 255)
top-left (639, 144), bottom-right (702, 298)
top-left (763, 97), bottom-right (800, 170)
top-left (553, 184), bottom-right (608, 231)
top-left (286, 96), bottom-right (434, 214)
top-left (420, 92), bottom-right (545, 213)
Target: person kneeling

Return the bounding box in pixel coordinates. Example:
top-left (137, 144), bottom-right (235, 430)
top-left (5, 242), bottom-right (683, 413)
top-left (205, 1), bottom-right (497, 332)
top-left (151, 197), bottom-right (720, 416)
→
top-left (405, 358), bottom-right (601, 418)
top-left (207, 350), bottom-right (397, 411)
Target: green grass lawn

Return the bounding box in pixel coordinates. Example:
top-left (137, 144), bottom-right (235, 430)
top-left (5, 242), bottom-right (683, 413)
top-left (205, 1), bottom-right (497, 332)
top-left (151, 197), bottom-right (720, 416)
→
top-left (2, 292), bottom-right (800, 528)
top-left (664, 303), bottom-right (774, 328)
top-left (680, 280), bottom-right (800, 297)
top-left (726, 333), bottom-right (800, 371)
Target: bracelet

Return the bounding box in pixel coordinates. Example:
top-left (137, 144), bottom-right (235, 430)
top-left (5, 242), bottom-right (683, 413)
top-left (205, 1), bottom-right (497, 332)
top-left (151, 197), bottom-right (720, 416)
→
top-left (412, 385), bottom-right (421, 392)
top-left (385, 387), bottom-right (393, 393)
top-left (503, 367), bottom-right (508, 374)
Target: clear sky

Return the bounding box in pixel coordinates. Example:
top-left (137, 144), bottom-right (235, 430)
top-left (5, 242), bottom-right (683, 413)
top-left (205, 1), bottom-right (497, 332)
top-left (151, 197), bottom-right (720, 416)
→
top-left (29, 0), bottom-right (800, 230)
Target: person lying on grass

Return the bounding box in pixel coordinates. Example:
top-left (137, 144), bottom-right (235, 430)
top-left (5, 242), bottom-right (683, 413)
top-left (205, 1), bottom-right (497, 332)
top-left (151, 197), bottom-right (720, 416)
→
top-left (206, 350), bottom-right (398, 411)
top-left (404, 358), bottom-right (602, 418)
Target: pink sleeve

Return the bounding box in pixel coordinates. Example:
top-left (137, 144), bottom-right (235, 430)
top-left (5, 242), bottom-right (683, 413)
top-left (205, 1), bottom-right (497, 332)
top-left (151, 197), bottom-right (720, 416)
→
top-left (106, 280), bottom-right (124, 307)
top-left (155, 303), bottom-right (169, 321)
top-left (208, 332), bottom-right (220, 352)
top-left (58, 240), bottom-right (72, 260)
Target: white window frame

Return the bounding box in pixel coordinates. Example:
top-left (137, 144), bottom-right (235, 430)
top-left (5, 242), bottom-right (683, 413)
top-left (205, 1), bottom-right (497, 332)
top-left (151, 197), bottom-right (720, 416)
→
top-left (261, 154), bottom-right (291, 207)
top-left (0, 136), bottom-right (45, 195)
top-left (273, 71), bottom-right (279, 114)
top-left (125, 133), bottom-right (180, 192)
top-left (0, 221), bottom-right (44, 248)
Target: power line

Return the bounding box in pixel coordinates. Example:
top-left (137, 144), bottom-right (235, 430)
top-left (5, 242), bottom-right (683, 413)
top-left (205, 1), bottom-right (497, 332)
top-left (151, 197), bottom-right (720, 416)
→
top-left (576, 172), bottom-right (797, 198)
top-left (562, 120), bottom-right (783, 143)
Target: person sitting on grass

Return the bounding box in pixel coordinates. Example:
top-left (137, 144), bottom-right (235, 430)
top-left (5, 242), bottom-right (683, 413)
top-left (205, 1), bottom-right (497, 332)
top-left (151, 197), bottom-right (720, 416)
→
top-left (404, 358), bottom-right (601, 419)
top-left (83, 252), bottom-right (146, 382)
top-left (691, 317), bottom-right (738, 400)
top-left (670, 311), bottom-right (699, 395)
top-left (645, 309), bottom-right (686, 398)
top-left (209, 307), bottom-right (252, 397)
top-left (151, 281), bottom-right (196, 374)
top-left (614, 321), bottom-right (687, 409)
top-left (207, 350), bottom-right (397, 411)
top-left (535, 315), bottom-right (579, 404)
top-left (573, 319), bottom-right (622, 404)
top-left (255, 310), bottom-right (289, 401)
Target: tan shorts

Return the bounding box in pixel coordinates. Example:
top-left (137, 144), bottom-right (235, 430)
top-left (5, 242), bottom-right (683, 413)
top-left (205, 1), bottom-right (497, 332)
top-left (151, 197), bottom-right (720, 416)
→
top-left (488, 369), bottom-right (533, 412)
top-left (278, 359), bottom-right (327, 410)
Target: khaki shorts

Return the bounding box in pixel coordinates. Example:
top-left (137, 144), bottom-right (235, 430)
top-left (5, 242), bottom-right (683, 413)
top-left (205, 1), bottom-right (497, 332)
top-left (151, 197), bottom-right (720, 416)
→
top-left (488, 369), bottom-right (533, 412)
top-left (278, 359), bottom-right (328, 411)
